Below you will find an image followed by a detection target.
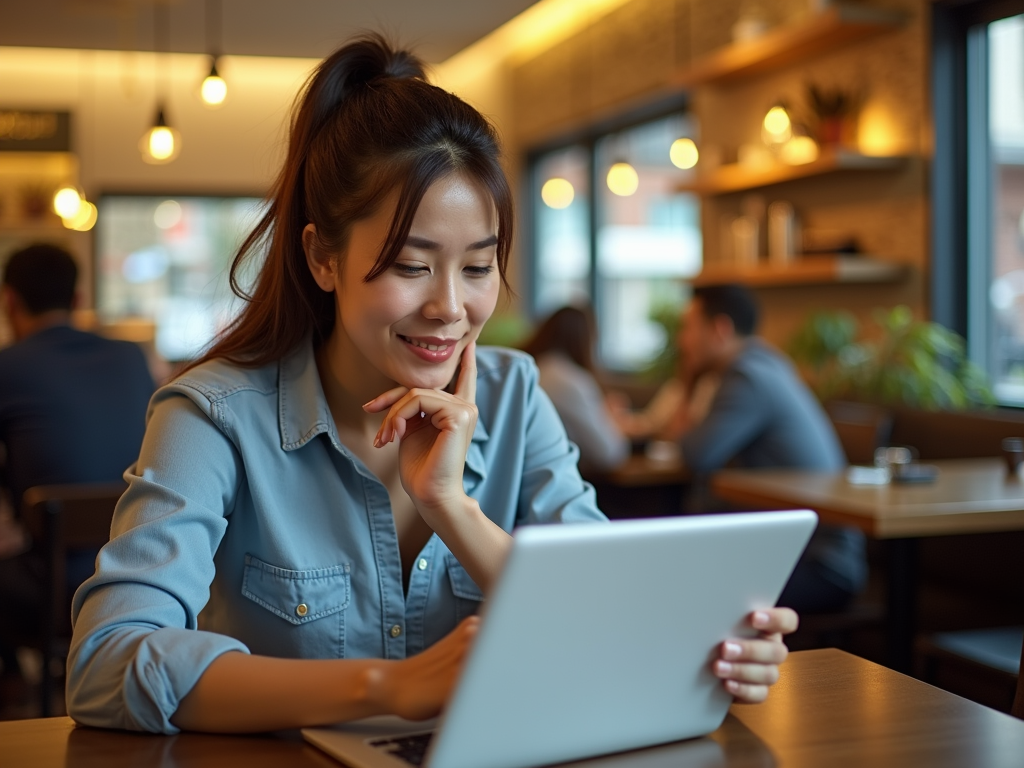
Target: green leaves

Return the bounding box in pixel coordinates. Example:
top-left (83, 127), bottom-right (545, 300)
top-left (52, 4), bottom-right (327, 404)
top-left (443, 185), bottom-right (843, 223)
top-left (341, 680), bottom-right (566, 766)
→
top-left (788, 306), bottom-right (995, 410)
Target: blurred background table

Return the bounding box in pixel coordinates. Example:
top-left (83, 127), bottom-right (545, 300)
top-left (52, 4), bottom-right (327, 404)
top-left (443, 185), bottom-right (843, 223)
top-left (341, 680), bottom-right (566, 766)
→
top-left (712, 458), bottom-right (1024, 671)
top-left (584, 453), bottom-right (689, 519)
top-left (3, 650), bottom-right (1023, 768)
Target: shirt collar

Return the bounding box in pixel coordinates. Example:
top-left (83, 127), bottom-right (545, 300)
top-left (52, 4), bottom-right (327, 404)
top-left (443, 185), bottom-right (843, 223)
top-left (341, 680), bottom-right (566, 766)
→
top-left (278, 339), bottom-right (337, 452)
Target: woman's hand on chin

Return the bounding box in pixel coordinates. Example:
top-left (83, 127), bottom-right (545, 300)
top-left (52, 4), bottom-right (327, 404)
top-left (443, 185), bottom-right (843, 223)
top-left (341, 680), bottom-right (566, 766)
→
top-left (363, 341), bottom-right (478, 526)
top-left (712, 607), bottom-right (797, 703)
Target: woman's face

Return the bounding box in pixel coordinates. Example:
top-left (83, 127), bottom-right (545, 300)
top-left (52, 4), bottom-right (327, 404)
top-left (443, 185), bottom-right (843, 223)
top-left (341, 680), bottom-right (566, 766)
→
top-left (333, 172), bottom-right (501, 390)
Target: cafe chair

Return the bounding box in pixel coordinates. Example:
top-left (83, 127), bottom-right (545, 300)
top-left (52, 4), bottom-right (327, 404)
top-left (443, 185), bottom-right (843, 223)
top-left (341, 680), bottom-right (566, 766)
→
top-left (21, 482), bottom-right (127, 717)
top-left (916, 625), bottom-right (1023, 715)
top-left (825, 401), bottom-right (894, 465)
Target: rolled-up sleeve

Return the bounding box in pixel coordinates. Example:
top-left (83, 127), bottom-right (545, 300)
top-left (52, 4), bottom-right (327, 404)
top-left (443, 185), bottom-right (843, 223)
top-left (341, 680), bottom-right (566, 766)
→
top-left (515, 361), bottom-right (608, 526)
top-left (67, 387), bottom-right (247, 733)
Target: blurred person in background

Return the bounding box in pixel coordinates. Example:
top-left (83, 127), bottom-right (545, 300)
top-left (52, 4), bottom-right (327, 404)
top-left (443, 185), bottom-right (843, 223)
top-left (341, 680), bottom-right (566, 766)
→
top-left (522, 306), bottom-right (629, 473)
top-left (674, 284), bottom-right (866, 614)
top-left (0, 243), bottom-right (154, 706)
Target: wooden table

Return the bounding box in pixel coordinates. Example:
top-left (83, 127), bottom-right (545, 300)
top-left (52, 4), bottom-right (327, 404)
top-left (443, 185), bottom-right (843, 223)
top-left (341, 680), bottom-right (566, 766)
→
top-left (3, 650), bottom-right (1023, 767)
top-left (712, 457), bottom-right (1024, 670)
top-left (585, 454), bottom-right (689, 519)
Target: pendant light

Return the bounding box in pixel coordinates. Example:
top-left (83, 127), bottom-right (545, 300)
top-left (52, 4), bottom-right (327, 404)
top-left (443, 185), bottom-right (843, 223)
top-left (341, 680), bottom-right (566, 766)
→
top-left (199, 0), bottom-right (227, 106)
top-left (141, 1), bottom-right (181, 164)
top-left (606, 160), bottom-right (639, 197)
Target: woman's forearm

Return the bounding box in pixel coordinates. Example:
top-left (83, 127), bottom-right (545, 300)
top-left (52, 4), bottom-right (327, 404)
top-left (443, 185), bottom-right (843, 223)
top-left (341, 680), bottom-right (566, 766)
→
top-left (170, 651), bottom-right (392, 733)
top-left (426, 496), bottom-right (513, 595)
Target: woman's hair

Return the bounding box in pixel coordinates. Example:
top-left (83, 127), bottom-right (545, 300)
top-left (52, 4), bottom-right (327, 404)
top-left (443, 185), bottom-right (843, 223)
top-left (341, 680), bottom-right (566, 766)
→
top-left (193, 33), bottom-right (513, 369)
top-left (521, 306), bottom-right (596, 374)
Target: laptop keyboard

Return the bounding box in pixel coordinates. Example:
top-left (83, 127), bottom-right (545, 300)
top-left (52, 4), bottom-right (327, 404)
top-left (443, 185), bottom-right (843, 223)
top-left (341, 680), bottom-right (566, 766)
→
top-left (368, 732), bottom-right (434, 766)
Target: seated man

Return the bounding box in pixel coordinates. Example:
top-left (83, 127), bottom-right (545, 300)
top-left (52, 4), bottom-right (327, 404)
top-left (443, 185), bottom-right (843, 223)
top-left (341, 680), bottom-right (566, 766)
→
top-left (675, 284), bottom-right (866, 614)
top-left (0, 244), bottom-right (155, 701)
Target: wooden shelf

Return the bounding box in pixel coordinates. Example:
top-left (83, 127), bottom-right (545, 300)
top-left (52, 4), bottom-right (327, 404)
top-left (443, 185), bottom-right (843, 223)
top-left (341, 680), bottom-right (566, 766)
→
top-left (677, 148), bottom-right (908, 195)
top-left (672, 4), bottom-right (905, 89)
top-left (692, 256), bottom-right (908, 287)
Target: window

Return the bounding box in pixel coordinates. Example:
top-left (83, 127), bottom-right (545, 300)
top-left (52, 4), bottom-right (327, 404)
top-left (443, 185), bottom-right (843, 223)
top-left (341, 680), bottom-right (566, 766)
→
top-left (934, 0), bottom-right (1024, 405)
top-left (96, 194), bottom-right (265, 361)
top-left (979, 14), bottom-right (1024, 403)
top-left (530, 111), bottom-right (701, 371)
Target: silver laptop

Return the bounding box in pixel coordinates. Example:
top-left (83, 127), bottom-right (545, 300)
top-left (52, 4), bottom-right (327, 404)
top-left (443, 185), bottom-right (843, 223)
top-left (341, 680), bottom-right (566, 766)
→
top-left (303, 510), bottom-right (817, 768)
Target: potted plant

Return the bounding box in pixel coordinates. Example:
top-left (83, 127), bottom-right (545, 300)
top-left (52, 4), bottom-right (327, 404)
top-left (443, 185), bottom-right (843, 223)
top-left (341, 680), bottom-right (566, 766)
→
top-left (788, 306), bottom-right (995, 410)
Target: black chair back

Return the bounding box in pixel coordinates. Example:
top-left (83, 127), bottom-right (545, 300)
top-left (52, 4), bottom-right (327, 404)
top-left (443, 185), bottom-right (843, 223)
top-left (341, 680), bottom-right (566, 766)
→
top-left (21, 482), bottom-right (126, 716)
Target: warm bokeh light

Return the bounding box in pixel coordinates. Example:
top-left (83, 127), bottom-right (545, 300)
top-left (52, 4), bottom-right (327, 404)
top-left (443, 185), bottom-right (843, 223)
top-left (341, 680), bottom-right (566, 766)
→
top-left (780, 136), bottom-right (820, 165)
top-left (606, 162), bottom-right (639, 196)
top-left (762, 105), bottom-right (793, 144)
top-left (149, 127), bottom-right (174, 160)
top-left (201, 73), bottom-right (228, 105)
top-left (63, 200), bottom-right (97, 232)
top-left (670, 138), bottom-right (699, 169)
top-left (140, 116), bottom-right (181, 165)
top-left (53, 186), bottom-right (82, 219)
top-left (541, 177), bottom-right (575, 208)
top-left (857, 100), bottom-right (901, 156)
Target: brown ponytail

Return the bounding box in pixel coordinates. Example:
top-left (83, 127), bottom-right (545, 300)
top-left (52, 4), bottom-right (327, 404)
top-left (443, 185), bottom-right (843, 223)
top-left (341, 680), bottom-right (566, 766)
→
top-left (190, 33), bottom-right (513, 370)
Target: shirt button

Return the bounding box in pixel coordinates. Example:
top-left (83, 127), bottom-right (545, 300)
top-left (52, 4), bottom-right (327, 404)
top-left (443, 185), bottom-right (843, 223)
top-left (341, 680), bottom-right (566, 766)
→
top-left (417, 558), bottom-right (428, 571)
top-left (390, 624), bottom-right (403, 638)
top-left (296, 603), bottom-right (308, 617)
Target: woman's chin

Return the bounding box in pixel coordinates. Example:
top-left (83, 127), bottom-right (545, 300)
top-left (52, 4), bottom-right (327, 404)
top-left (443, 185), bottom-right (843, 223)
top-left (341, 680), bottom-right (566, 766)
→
top-left (393, 365), bottom-right (458, 392)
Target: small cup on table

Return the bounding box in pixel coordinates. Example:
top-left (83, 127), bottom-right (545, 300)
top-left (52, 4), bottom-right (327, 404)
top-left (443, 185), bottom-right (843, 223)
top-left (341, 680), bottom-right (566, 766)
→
top-left (1001, 437), bottom-right (1024, 478)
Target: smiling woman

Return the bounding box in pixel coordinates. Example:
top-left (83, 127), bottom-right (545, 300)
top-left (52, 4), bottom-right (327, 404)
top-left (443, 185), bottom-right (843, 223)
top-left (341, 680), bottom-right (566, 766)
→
top-left (65, 33), bottom-right (797, 738)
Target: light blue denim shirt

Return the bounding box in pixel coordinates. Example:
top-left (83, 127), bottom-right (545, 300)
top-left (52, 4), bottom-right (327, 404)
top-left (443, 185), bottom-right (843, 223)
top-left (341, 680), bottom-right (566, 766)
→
top-left (67, 343), bottom-right (606, 733)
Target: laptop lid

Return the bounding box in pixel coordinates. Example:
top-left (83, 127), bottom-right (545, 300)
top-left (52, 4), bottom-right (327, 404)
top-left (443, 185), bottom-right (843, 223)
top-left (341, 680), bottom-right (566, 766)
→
top-left (305, 510), bottom-right (816, 768)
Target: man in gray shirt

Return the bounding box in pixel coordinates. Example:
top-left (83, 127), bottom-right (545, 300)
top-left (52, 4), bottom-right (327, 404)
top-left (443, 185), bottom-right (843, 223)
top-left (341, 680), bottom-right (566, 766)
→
top-left (677, 284), bottom-right (866, 613)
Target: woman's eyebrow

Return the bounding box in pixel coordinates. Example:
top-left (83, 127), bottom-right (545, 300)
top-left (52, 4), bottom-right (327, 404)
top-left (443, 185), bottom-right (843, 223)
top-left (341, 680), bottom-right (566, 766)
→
top-left (404, 234), bottom-right (498, 251)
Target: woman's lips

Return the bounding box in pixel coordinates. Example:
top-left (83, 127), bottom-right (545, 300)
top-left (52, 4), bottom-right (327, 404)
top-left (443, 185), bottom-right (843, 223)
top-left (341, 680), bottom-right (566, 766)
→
top-left (398, 334), bottom-right (459, 363)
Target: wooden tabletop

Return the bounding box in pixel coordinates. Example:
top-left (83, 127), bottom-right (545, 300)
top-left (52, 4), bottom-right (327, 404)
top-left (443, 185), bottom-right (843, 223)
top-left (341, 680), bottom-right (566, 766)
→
top-left (4, 650), bottom-right (1023, 768)
top-left (589, 453), bottom-right (688, 488)
top-left (712, 457), bottom-right (1024, 538)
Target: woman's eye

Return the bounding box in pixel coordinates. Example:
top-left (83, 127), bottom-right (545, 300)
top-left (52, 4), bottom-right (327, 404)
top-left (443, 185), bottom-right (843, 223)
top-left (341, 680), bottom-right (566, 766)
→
top-left (395, 263), bottom-right (429, 275)
top-left (464, 265), bottom-right (495, 277)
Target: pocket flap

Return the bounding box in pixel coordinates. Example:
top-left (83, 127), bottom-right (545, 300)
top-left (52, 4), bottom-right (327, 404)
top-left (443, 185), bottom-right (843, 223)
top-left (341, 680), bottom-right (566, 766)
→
top-left (242, 554), bottom-right (350, 625)
top-left (446, 554), bottom-right (484, 601)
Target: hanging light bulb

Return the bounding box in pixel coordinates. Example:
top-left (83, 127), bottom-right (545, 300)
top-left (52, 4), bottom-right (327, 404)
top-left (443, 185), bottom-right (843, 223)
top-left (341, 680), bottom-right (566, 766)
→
top-left (140, 108), bottom-right (181, 164)
top-left (762, 104), bottom-right (793, 146)
top-left (200, 58), bottom-right (227, 106)
top-left (670, 138), bottom-right (699, 170)
top-left (606, 161), bottom-right (639, 196)
top-left (541, 178), bottom-right (575, 209)
top-left (64, 201), bottom-right (98, 232)
top-left (53, 185), bottom-right (83, 219)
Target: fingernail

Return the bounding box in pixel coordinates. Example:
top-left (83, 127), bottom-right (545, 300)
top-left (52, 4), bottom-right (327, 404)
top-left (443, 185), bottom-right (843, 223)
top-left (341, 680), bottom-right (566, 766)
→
top-left (724, 642), bottom-right (742, 659)
top-left (715, 661), bottom-right (733, 676)
top-left (725, 680), bottom-right (740, 694)
top-left (362, 398), bottom-right (376, 409)
top-left (753, 611), bottom-right (770, 627)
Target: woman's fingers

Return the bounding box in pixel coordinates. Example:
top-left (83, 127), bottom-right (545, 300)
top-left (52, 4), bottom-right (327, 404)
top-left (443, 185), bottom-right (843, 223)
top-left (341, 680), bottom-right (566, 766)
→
top-left (374, 388), bottom-right (475, 447)
top-left (713, 659), bottom-right (780, 686)
top-left (363, 385), bottom-right (410, 414)
top-left (751, 607), bottom-right (799, 635)
top-left (453, 341), bottom-right (477, 404)
top-left (719, 637), bottom-right (789, 665)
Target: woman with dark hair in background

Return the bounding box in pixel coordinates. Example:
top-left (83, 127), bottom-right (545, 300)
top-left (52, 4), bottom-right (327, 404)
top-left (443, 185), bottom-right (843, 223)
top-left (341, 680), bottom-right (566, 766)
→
top-left (521, 306), bottom-right (629, 473)
top-left (67, 34), bottom-right (796, 735)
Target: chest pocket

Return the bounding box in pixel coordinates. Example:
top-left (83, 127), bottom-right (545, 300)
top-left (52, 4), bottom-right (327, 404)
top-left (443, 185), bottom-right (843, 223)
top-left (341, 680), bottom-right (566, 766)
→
top-left (242, 554), bottom-right (351, 626)
top-left (446, 554), bottom-right (484, 622)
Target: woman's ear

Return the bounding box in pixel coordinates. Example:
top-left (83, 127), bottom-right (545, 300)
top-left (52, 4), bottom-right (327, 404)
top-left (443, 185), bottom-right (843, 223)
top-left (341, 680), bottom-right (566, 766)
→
top-left (303, 224), bottom-right (337, 292)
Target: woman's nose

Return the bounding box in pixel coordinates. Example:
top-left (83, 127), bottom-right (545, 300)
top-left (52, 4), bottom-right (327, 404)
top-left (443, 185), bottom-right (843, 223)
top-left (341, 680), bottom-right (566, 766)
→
top-left (423, 274), bottom-right (464, 323)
